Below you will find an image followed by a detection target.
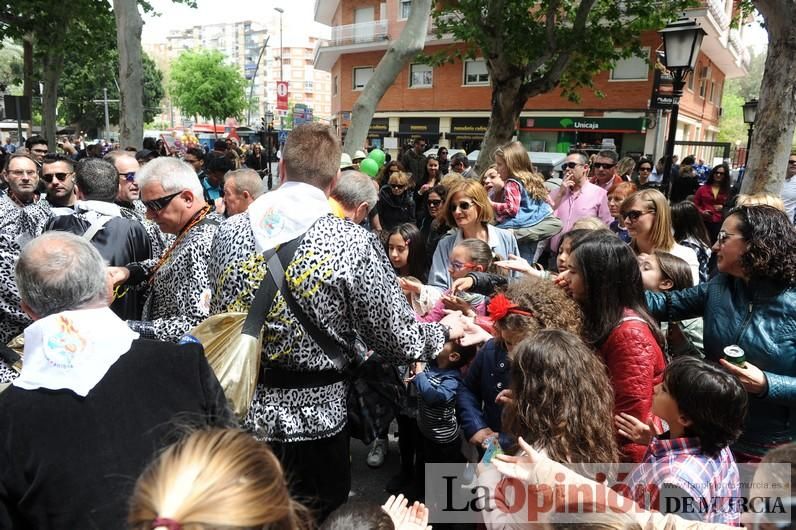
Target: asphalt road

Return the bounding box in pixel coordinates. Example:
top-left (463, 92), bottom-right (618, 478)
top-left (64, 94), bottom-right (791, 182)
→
top-left (348, 433), bottom-right (402, 505)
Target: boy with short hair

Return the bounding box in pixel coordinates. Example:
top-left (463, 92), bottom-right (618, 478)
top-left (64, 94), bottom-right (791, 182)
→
top-left (616, 356), bottom-right (747, 525)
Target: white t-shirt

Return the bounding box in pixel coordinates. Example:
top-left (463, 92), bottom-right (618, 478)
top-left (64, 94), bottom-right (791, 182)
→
top-left (782, 176), bottom-right (796, 224)
top-left (668, 242), bottom-right (701, 286)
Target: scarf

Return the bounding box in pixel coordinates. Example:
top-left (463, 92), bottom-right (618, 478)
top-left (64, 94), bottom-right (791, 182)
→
top-left (247, 181), bottom-right (331, 252)
top-left (13, 307), bottom-right (139, 397)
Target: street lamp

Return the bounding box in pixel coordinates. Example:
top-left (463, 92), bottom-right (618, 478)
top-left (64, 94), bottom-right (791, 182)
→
top-left (739, 98), bottom-right (758, 190)
top-left (274, 7), bottom-right (284, 83)
top-left (659, 18), bottom-right (705, 199)
top-left (264, 109), bottom-right (274, 188)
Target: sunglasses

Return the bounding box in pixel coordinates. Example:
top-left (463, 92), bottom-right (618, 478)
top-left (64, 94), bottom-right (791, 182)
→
top-left (638, 166), bottom-right (652, 172)
top-left (427, 199), bottom-right (443, 207)
top-left (562, 162), bottom-right (582, 169)
top-left (593, 163), bottom-right (616, 170)
top-left (42, 172), bottom-right (72, 183)
top-left (621, 209), bottom-right (655, 222)
top-left (450, 200), bottom-right (475, 212)
top-left (390, 184), bottom-right (406, 191)
top-left (118, 172), bottom-right (136, 182)
top-left (143, 191), bottom-right (181, 212)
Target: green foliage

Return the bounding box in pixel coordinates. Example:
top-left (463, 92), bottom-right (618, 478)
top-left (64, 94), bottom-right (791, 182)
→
top-left (718, 49), bottom-right (764, 145)
top-left (429, 0), bottom-right (696, 102)
top-left (169, 49), bottom-right (247, 126)
top-left (0, 41), bottom-right (23, 92)
top-left (60, 49), bottom-right (166, 134)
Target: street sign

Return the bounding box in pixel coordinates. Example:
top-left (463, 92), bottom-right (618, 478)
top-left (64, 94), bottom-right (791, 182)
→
top-left (277, 81), bottom-right (289, 110)
top-left (4, 95), bottom-right (31, 121)
top-left (278, 130), bottom-right (288, 144)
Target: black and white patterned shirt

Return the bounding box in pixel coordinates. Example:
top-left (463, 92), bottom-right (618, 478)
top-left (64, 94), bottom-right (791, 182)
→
top-left (208, 213), bottom-right (446, 443)
top-left (0, 233), bottom-right (30, 346)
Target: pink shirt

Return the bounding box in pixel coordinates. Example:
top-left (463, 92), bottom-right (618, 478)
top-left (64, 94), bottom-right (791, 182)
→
top-left (550, 180), bottom-right (613, 251)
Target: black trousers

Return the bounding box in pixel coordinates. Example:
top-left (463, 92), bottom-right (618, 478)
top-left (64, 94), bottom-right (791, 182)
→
top-left (269, 428), bottom-right (351, 523)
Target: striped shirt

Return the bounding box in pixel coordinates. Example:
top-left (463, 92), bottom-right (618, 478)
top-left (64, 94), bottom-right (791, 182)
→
top-left (413, 365), bottom-right (462, 444)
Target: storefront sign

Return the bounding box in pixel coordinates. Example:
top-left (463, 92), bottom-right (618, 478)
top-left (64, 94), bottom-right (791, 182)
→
top-left (368, 118), bottom-right (389, 137)
top-left (520, 116), bottom-right (646, 133)
top-left (398, 117), bottom-right (440, 136)
top-left (449, 117), bottom-right (489, 136)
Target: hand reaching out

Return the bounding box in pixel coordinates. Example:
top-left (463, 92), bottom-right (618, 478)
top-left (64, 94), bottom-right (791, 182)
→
top-left (381, 495), bottom-right (431, 530)
top-left (614, 412), bottom-right (654, 446)
top-left (451, 276), bottom-right (474, 294)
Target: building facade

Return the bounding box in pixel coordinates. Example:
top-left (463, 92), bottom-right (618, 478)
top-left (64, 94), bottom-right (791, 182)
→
top-left (313, 0), bottom-right (749, 163)
top-left (146, 16), bottom-right (332, 130)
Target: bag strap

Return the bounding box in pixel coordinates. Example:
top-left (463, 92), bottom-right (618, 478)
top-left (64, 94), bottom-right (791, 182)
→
top-left (241, 235), bottom-right (304, 337)
top-left (267, 241), bottom-right (348, 372)
top-left (82, 215), bottom-right (112, 242)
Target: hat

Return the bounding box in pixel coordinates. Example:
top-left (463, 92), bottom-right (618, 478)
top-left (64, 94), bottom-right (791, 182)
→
top-left (353, 150), bottom-right (367, 162)
top-left (340, 153), bottom-right (354, 169)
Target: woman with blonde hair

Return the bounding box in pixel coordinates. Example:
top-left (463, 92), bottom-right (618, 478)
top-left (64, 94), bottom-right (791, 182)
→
top-left (735, 192), bottom-right (786, 212)
top-left (428, 179), bottom-right (519, 290)
top-left (129, 428), bottom-right (311, 530)
top-left (620, 188), bottom-right (700, 285)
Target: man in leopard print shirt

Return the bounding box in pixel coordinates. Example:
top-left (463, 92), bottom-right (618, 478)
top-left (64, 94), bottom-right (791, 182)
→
top-left (208, 124), bottom-right (463, 521)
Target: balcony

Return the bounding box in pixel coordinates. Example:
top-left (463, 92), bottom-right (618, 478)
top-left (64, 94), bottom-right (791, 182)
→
top-left (684, 5), bottom-right (748, 79)
top-left (314, 20), bottom-right (390, 71)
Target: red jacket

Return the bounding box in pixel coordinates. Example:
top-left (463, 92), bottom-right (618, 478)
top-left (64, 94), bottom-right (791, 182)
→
top-left (598, 310), bottom-right (666, 463)
top-left (693, 184), bottom-right (728, 223)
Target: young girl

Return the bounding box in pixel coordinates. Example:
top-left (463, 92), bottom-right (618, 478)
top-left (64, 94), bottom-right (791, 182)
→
top-left (607, 181), bottom-right (637, 243)
top-left (457, 276), bottom-right (583, 452)
top-left (558, 231), bottom-right (666, 463)
top-left (418, 239), bottom-right (495, 323)
top-left (488, 142), bottom-right (557, 263)
top-left (639, 250), bottom-right (704, 358)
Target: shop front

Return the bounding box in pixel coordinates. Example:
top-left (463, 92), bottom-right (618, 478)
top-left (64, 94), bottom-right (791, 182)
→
top-left (517, 116), bottom-right (647, 157)
top-left (366, 118), bottom-right (390, 149)
top-left (447, 117), bottom-right (489, 153)
top-left (397, 117), bottom-right (441, 148)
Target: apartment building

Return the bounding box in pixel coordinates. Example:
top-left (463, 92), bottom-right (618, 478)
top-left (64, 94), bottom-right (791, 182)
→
top-left (313, 0), bottom-right (749, 161)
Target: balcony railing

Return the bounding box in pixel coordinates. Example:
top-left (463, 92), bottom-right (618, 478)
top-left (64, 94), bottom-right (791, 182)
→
top-left (728, 28), bottom-right (751, 68)
top-left (706, 0), bottom-right (730, 31)
top-left (328, 20), bottom-right (389, 47)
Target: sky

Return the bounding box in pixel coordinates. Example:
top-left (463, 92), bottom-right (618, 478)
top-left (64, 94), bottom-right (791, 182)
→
top-left (142, 0), bottom-right (329, 44)
top-left (141, 0), bottom-right (768, 51)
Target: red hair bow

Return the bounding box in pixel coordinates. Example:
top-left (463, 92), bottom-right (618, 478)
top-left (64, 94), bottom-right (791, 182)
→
top-left (487, 293), bottom-right (534, 321)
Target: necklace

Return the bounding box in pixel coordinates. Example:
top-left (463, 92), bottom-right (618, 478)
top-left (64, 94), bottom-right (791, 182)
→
top-left (148, 205), bottom-right (211, 284)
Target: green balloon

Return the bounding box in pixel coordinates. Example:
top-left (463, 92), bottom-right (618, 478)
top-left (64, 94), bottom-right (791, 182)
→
top-left (368, 148), bottom-right (386, 166)
top-left (360, 157), bottom-right (379, 177)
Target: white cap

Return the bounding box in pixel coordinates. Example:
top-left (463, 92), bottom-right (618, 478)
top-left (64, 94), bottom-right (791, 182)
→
top-left (353, 150), bottom-right (367, 161)
top-left (340, 153), bottom-right (354, 169)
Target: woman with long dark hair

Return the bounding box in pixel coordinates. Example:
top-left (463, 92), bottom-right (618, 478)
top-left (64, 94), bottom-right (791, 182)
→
top-left (646, 205), bottom-right (796, 462)
top-left (558, 232), bottom-right (665, 462)
top-left (671, 200), bottom-right (713, 283)
top-left (693, 163), bottom-right (730, 241)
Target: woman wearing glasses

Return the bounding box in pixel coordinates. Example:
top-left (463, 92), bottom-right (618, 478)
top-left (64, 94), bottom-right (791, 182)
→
top-left (646, 205), bottom-right (796, 462)
top-left (693, 163), bottom-right (731, 241)
top-left (376, 170), bottom-right (416, 231)
top-left (620, 188), bottom-right (700, 285)
top-left (428, 180), bottom-right (519, 291)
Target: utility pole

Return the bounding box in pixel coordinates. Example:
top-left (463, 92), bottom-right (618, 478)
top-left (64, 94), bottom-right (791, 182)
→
top-left (92, 89), bottom-right (119, 142)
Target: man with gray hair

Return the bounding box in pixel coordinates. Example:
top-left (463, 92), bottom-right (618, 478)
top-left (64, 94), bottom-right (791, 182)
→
top-left (0, 231), bottom-right (230, 529)
top-left (222, 168), bottom-right (264, 217)
top-left (45, 158), bottom-right (152, 320)
top-left (330, 170), bottom-right (378, 225)
top-left (108, 157), bottom-right (222, 342)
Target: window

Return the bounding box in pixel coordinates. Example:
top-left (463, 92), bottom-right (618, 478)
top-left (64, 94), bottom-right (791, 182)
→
top-left (282, 57), bottom-right (291, 65)
top-left (687, 66), bottom-right (696, 91)
top-left (333, 75), bottom-right (338, 95)
top-left (609, 49), bottom-right (649, 80)
top-left (399, 0), bottom-right (411, 19)
top-left (713, 80), bottom-right (722, 105)
top-left (464, 59), bottom-right (489, 85)
top-left (410, 63), bottom-right (433, 88)
top-left (304, 80), bottom-right (314, 91)
top-left (353, 67), bottom-right (374, 90)
top-left (709, 81), bottom-right (715, 103)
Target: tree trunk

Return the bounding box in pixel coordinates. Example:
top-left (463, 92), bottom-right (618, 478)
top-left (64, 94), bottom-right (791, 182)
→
top-left (22, 35), bottom-right (33, 138)
top-left (41, 51), bottom-right (64, 150)
top-left (213, 116), bottom-right (218, 139)
top-left (475, 65), bottom-right (525, 174)
top-left (114, 0), bottom-right (144, 149)
top-left (343, 0), bottom-right (432, 155)
top-left (742, 0), bottom-right (796, 194)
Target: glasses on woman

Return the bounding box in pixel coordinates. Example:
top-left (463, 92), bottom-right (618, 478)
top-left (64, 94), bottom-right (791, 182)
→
top-left (621, 209), bottom-right (655, 222)
top-left (390, 184), bottom-right (406, 191)
top-left (427, 199), bottom-right (443, 208)
top-left (717, 230), bottom-right (743, 246)
top-left (450, 200), bottom-right (474, 212)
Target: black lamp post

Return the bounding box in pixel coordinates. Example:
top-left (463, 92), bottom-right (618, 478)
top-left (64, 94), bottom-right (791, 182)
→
top-left (659, 18), bottom-right (705, 200)
top-left (736, 98), bottom-right (758, 192)
top-left (265, 109), bottom-right (274, 189)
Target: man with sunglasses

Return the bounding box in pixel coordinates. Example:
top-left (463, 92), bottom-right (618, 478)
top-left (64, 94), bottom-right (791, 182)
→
top-left (40, 154), bottom-right (77, 210)
top-left (45, 159), bottom-right (152, 320)
top-left (589, 149), bottom-right (622, 191)
top-left (108, 157), bottom-right (220, 342)
top-left (549, 151), bottom-right (612, 254)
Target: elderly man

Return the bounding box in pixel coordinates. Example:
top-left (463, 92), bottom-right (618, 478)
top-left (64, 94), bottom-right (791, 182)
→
top-left (330, 169), bottom-right (378, 224)
top-left (450, 152), bottom-right (476, 179)
top-left (45, 158), bottom-right (152, 320)
top-left (222, 168), bottom-right (264, 217)
top-left (549, 151), bottom-right (612, 253)
top-left (0, 153), bottom-right (51, 241)
top-left (208, 123), bottom-right (463, 521)
top-left (109, 157), bottom-right (222, 342)
top-left (0, 231), bottom-right (230, 529)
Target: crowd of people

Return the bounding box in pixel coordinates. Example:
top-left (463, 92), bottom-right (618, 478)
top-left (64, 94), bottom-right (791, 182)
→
top-left (0, 124), bottom-right (795, 529)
